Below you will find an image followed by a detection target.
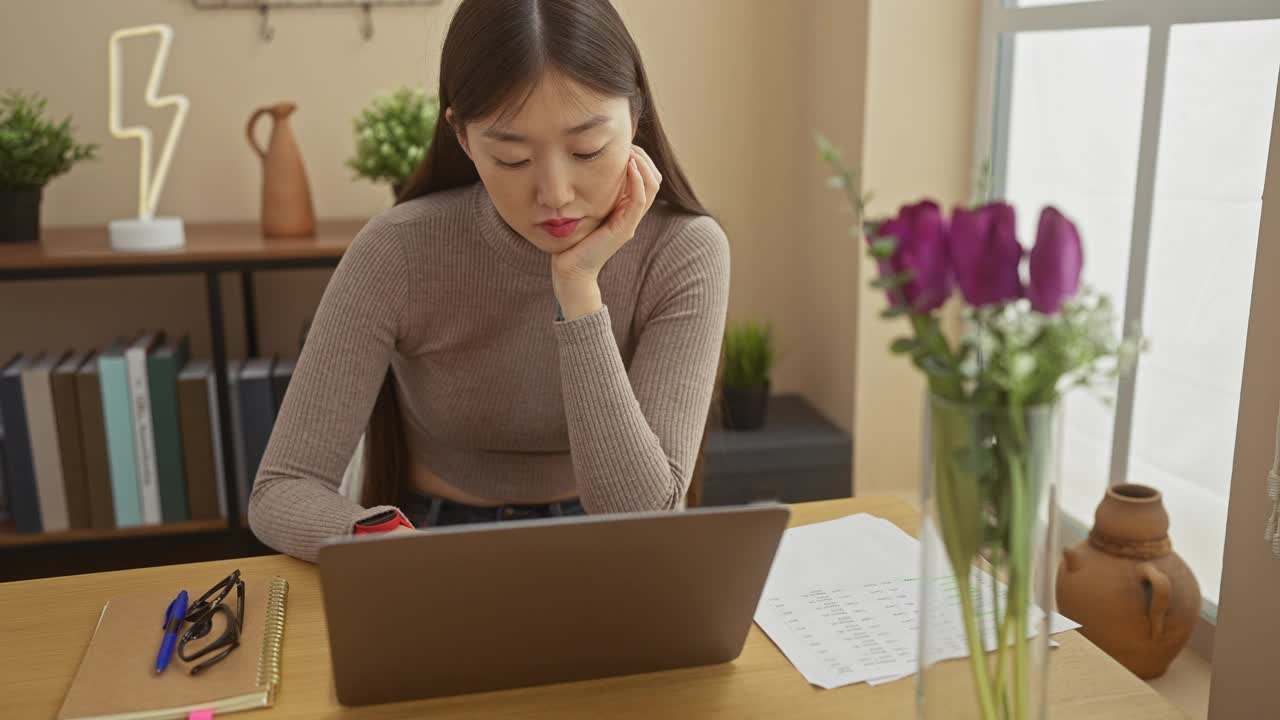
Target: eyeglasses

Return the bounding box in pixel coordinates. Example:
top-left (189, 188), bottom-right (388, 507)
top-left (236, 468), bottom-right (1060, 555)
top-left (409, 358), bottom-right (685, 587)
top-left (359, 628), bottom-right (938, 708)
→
top-left (178, 569), bottom-right (245, 675)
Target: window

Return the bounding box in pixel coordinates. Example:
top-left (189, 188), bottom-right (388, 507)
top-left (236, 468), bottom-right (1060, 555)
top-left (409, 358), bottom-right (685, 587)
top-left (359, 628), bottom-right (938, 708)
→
top-left (975, 0), bottom-right (1280, 617)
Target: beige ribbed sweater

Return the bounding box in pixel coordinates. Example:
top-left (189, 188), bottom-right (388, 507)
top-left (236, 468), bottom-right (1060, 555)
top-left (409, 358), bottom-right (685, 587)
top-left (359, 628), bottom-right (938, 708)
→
top-left (247, 182), bottom-right (730, 561)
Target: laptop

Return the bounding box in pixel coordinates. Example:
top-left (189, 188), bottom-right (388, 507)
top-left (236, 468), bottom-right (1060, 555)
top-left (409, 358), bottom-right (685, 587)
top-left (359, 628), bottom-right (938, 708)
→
top-left (315, 502), bottom-right (791, 706)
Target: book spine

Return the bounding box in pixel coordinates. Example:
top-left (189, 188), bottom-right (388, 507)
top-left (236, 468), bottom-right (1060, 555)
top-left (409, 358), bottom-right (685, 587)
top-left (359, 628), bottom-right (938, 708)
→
top-left (76, 366), bottom-right (116, 530)
top-left (23, 365), bottom-right (69, 532)
top-left (126, 347), bottom-right (161, 525)
top-left (149, 354), bottom-right (189, 522)
top-left (178, 365), bottom-right (218, 521)
top-left (207, 370), bottom-right (229, 520)
top-left (52, 362), bottom-right (90, 529)
top-left (241, 356), bottom-right (280, 504)
top-left (99, 354), bottom-right (142, 528)
top-left (227, 363), bottom-right (249, 517)
top-left (0, 366), bottom-right (41, 533)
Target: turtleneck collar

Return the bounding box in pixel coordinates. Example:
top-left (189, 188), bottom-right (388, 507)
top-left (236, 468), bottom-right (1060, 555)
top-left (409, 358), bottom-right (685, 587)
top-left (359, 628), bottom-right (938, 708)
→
top-left (473, 183), bottom-right (552, 277)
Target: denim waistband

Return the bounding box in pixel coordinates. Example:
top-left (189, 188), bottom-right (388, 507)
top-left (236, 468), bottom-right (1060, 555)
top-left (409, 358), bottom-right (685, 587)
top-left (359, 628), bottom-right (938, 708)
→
top-left (400, 489), bottom-right (586, 528)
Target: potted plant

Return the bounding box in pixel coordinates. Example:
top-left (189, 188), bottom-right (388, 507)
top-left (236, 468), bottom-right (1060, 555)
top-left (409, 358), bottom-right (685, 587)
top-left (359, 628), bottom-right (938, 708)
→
top-left (721, 320), bottom-right (776, 430)
top-left (346, 86), bottom-right (439, 200)
top-left (0, 90), bottom-right (98, 243)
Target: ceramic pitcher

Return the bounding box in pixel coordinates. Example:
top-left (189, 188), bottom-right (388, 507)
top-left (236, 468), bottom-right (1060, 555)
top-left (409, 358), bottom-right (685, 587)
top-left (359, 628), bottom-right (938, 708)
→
top-left (247, 102), bottom-right (316, 238)
top-left (1056, 483), bottom-right (1200, 678)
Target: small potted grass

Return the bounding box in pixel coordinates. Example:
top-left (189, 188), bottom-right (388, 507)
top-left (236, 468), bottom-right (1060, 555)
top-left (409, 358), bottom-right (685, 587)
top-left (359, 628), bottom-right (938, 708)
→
top-left (721, 319), bottom-right (776, 430)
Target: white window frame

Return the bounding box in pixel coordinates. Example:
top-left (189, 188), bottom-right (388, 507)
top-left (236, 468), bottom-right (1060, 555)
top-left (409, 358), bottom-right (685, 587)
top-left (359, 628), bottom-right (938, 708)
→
top-left (973, 0), bottom-right (1280, 623)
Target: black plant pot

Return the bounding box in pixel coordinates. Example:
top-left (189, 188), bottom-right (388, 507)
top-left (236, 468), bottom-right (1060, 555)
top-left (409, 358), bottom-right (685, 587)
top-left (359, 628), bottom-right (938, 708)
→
top-left (0, 186), bottom-right (42, 244)
top-left (722, 382), bottom-right (770, 430)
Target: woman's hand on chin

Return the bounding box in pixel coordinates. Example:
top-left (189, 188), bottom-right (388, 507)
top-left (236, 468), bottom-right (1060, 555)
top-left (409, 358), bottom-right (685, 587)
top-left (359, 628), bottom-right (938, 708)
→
top-left (551, 144), bottom-right (661, 320)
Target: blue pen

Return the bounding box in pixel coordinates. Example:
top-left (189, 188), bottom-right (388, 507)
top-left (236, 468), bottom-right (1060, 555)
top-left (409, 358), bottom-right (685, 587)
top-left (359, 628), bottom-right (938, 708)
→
top-left (155, 590), bottom-right (188, 674)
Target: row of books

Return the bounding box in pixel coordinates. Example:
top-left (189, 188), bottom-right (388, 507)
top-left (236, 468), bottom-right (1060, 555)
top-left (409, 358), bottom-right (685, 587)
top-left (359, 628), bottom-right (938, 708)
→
top-left (0, 330), bottom-right (297, 534)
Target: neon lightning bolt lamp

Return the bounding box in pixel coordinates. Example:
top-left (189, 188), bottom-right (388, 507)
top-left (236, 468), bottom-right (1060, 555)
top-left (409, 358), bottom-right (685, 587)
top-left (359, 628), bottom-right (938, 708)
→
top-left (107, 23), bottom-right (189, 251)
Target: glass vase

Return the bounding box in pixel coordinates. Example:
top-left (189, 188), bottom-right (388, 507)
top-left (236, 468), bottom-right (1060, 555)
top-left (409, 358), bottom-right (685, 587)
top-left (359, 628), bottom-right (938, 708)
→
top-left (916, 394), bottom-right (1063, 720)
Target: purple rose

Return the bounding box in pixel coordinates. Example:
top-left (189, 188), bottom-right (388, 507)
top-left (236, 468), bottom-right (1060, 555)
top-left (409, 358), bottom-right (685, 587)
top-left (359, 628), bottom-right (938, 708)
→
top-left (873, 200), bottom-right (952, 313)
top-left (1027, 206), bottom-right (1083, 314)
top-left (949, 202), bottom-right (1023, 307)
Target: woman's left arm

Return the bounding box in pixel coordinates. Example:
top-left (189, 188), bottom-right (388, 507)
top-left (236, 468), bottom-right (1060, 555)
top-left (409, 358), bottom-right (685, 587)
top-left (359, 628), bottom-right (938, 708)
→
top-left (554, 216), bottom-right (730, 512)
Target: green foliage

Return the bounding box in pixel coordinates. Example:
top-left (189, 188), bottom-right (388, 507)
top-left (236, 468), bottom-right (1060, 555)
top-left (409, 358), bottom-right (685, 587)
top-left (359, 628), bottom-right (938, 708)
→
top-left (878, 286), bottom-right (1143, 412)
top-left (346, 87), bottom-right (439, 187)
top-left (0, 90), bottom-right (98, 191)
top-left (723, 320), bottom-right (776, 389)
top-left (957, 290), bottom-right (1145, 409)
top-left (814, 131), bottom-right (872, 231)
top-left (971, 156), bottom-right (995, 205)
top-left (868, 237), bottom-right (896, 259)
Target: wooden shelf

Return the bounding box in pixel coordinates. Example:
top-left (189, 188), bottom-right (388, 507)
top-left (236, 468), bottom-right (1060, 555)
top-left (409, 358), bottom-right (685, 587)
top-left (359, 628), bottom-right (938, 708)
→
top-left (0, 220), bottom-right (329, 578)
top-left (0, 517), bottom-right (229, 548)
top-left (0, 219), bottom-right (364, 273)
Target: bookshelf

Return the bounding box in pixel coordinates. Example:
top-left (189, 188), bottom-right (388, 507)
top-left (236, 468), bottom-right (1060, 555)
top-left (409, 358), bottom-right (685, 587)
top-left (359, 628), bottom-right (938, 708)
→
top-left (0, 219), bottom-right (362, 581)
top-left (0, 517), bottom-right (227, 547)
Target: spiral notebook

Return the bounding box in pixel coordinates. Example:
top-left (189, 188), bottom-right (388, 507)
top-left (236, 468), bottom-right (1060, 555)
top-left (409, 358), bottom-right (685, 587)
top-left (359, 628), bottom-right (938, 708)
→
top-left (58, 576), bottom-right (289, 720)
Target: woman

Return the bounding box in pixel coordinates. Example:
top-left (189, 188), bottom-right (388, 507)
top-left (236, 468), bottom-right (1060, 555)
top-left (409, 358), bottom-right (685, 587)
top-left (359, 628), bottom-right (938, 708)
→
top-left (248, 0), bottom-right (729, 562)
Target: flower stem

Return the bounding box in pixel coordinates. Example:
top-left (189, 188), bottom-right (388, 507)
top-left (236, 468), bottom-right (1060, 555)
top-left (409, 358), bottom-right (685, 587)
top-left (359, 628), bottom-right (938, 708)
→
top-left (957, 577), bottom-right (1000, 720)
top-left (1005, 402), bottom-right (1030, 720)
top-left (987, 548), bottom-right (1002, 662)
top-left (992, 585), bottom-right (1012, 711)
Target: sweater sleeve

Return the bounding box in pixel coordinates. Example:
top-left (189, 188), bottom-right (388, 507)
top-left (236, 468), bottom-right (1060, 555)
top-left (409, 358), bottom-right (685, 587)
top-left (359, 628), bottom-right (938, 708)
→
top-left (247, 217), bottom-right (411, 561)
top-left (554, 216), bottom-right (730, 512)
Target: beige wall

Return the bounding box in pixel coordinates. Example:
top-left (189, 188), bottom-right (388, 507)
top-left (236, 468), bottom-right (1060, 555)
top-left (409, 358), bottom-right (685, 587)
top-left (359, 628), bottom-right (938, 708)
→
top-left (1207, 76), bottom-right (1280, 720)
top-left (792, 0), bottom-right (869, 459)
top-left (854, 0), bottom-right (980, 497)
top-left (614, 0), bottom-right (826, 402)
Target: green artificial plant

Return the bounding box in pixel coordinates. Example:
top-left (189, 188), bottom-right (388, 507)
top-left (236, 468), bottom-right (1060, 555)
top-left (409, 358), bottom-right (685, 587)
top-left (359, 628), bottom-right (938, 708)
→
top-left (0, 90), bottom-right (98, 191)
top-left (346, 87), bottom-right (439, 192)
top-left (723, 320), bottom-right (776, 389)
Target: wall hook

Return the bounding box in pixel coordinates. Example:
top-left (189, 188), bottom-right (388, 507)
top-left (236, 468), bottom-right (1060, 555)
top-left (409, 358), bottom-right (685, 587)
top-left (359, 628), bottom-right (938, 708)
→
top-left (258, 3), bottom-right (275, 42)
top-left (359, 2), bottom-right (374, 41)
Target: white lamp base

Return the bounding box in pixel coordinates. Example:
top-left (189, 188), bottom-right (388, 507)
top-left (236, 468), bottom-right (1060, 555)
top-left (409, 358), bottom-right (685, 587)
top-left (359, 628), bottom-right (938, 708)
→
top-left (108, 216), bottom-right (186, 251)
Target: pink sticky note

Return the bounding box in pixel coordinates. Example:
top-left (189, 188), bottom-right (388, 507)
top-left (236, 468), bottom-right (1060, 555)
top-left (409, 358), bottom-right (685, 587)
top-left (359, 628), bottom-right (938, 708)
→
top-left (188, 710), bottom-right (215, 720)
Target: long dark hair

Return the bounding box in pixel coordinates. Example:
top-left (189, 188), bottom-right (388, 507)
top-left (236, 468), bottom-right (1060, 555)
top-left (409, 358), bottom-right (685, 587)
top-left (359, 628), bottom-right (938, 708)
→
top-left (362, 0), bottom-right (715, 509)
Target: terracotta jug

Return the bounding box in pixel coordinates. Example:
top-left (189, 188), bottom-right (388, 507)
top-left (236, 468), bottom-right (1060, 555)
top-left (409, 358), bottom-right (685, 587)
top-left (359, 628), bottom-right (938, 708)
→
top-left (246, 102), bottom-right (316, 238)
top-left (1056, 483), bottom-right (1200, 679)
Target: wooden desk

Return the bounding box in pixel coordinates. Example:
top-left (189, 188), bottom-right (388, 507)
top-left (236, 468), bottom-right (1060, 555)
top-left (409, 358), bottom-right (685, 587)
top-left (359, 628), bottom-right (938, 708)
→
top-left (0, 496), bottom-right (1186, 719)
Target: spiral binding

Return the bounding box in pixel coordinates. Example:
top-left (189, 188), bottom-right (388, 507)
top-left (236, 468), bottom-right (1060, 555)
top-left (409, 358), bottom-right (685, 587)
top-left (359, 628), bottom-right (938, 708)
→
top-left (256, 577), bottom-right (289, 691)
